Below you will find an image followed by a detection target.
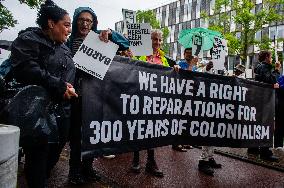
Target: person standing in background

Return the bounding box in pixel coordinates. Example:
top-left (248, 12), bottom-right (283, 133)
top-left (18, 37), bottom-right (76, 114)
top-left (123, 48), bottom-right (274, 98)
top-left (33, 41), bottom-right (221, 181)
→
top-left (197, 61), bottom-right (222, 176)
top-left (249, 50), bottom-right (280, 162)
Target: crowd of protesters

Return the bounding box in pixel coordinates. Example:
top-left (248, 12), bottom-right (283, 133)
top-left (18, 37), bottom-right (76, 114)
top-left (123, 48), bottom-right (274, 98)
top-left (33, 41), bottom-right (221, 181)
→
top-left (0, 0), bottom-right (283, 187)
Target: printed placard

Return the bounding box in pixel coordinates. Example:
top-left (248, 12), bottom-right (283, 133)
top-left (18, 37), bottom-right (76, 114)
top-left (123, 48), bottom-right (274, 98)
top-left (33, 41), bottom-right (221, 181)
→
top-left (127, 23), bottom-right (152, 56)
top-left (192, 34), bottom-right (203, 58)
top-left (73, 31), bottom-right (118, 80)
top-left (122, 9), bottom-right (136, 34)
top-left (211, 37), bottom-right (227, 70)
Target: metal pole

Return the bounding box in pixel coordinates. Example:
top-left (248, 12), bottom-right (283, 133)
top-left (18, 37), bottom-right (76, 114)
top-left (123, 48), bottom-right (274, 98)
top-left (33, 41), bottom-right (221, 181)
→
top-left (274, 33), bottom-right (278, 63)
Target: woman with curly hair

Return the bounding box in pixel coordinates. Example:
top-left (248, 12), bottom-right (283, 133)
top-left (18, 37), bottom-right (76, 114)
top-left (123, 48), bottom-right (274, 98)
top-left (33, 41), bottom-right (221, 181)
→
top-left (10, 0), bottom-right (77, 187)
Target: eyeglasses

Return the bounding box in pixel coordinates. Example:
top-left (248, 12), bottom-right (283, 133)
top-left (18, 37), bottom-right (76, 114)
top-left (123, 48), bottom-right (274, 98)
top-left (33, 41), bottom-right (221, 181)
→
top-left (77, 18), bottom-right (93, 25)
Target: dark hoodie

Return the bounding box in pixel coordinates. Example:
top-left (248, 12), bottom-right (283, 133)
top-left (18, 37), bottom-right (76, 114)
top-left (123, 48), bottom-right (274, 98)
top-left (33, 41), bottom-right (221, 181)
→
top-left (10, 27), bottom-right (76, 100)
top-left (67, 7), bottom-right (129, 54)
top-left (254, 61), bottom-right (280, 85)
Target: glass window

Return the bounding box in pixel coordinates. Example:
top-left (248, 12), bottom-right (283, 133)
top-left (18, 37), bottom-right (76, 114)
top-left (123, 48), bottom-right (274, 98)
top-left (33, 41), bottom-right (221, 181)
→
top-left (210, 0), bottom-right (215, 15)
top-left (167, 26), bottom-right (171, 43)
top-left (173, 42), bottom-right (177, 60)
top-left (160, 8), bottom-right (163, 24)
top-left (230, 11), bottom-right (236, 32)
top-left (196, 0), bottom-right (201, 19)
top-left (187, 21), bottom-right (191, 29)
top-left (191, 20), bottom-right (196, 28)
top-left (256, 0), bottom-right (262, 4)
top-left (250, 7), bottom-right (255, 14)
top-left (262, 27), bottom-right (269, 38)
top-left (175, 24), bottom-right (179, 41)
top-left (184, 2), bottom-right (188, 21)
top-left (200, 0), bottom-right (206, 12)
top-left (161, 7), bottom-right (166, 27)
top-left (255, 30), bottom-right (261, 41)
top-left (228, 56), bottom-right (234, 71)
top-left (180, 5), bottom-right (184, 22)
top-left (269, 26), bottom-right (277, 39)
top-left (171, 25), bottom-right (175, 43)
top-left (170, 43), bottom-right (174, 58)
top-left (195, 19), bottom-right (200, 27)
top-left (236, 32), bottom-right (241, 39)
top-left (249, 20), bottom-right (255, 30)
top-left (277, 25), bottom-right (284, 39)
top-left (180, 45), bottom-right (185, 59)
top-left (192, 0), bottom-right (196, 19)
top-left (188, 1), bottom-right (192, 20)
top-left (221, 5), bottom-right (225, 13)
top-left (176, 7), bottom-right (180, 24)
top-left (177, 43), bottom-right (181, 60)
top-left (169, 8), bottom-right (173, 25)
top-left (226, 1), bottom-right (231, 11)
top-left (165, 5), bottom-right (169, 26)
top-left (176, 1), bottom-right (180, 24)
top-left (255, 4), bottom-right (262, 14)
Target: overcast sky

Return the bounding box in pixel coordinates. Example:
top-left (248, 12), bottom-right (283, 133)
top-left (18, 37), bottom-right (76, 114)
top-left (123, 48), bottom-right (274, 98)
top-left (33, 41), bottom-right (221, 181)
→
top-left (0, 0), bottom-right (177, 40)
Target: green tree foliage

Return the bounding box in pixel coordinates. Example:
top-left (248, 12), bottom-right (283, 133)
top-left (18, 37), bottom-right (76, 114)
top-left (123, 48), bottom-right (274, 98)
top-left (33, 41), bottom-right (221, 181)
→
top-left (136, 10), bottom-right (160, 29)
top-left (136, 10), bottom-right (170, 53)
top-left (0, 0), bottom-right (43, 32)
top-left (202, 0), bottom-right (284, 62)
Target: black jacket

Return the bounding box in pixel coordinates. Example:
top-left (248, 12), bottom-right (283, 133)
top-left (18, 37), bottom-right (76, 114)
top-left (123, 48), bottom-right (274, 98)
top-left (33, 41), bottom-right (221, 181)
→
top-left (254, 62), bottom-right (280, 85)
top-left (10, 27), bottom-right (76, 101)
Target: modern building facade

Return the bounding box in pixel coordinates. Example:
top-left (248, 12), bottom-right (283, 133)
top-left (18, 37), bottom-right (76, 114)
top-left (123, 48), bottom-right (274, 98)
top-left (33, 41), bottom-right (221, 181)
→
top-left (115, 0), bottom-right (284, 71)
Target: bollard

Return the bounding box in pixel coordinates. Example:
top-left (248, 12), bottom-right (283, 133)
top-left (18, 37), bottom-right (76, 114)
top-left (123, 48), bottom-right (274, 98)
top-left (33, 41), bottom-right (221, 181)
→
top-left (0, 124), bottom-right (20, 188)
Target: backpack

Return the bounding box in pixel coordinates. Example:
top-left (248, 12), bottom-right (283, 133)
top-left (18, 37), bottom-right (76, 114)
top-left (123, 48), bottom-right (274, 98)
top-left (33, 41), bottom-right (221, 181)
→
top-left (0, 58), bottom-right (24, 123)
top-left (0, 58), bottom-right (12, 77)
top-left (0, 58), bottom-right (12, 93)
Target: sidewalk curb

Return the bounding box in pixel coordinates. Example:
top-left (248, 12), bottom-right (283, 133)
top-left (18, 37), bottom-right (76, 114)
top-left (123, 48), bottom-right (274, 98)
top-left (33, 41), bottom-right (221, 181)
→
top-left (214, 149), bottom-right (284, 172)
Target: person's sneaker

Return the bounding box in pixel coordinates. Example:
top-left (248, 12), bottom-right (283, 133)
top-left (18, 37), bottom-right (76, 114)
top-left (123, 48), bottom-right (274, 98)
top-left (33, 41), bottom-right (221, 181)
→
top-left (103, 155), bottom-right (116, 159)
top-left (198, 160), bottom-right (214, 176)
top-left (145, 160), bottom-right (164, 178)
top-left (260, 155), bottom-right (279, 162)
top-left (172, 145), bottom-right (187, 152)
top-left (131, 162), bottom-right (141, 173)
top-left (208, 158), bottom-right (222, 168)
top-left (68, 172), bottom-right (86, 185)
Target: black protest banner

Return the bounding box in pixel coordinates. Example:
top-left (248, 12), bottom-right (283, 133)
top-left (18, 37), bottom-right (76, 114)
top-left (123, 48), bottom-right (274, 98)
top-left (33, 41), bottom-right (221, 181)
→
top-left (81, 56), bottom-right (274, 157)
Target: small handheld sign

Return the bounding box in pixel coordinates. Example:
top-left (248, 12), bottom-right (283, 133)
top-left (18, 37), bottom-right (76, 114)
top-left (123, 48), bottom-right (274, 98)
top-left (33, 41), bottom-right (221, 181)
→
top-left (211, 37), bottom-right (227, 70)
top-left (192, 33), bottom-right (203, 58)
top-left (122, 9), bottom-right (136, 34)
top-left (73, 31), bottom-right (119, 80)
top-left (127, 23), bottom-right (152, 56)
